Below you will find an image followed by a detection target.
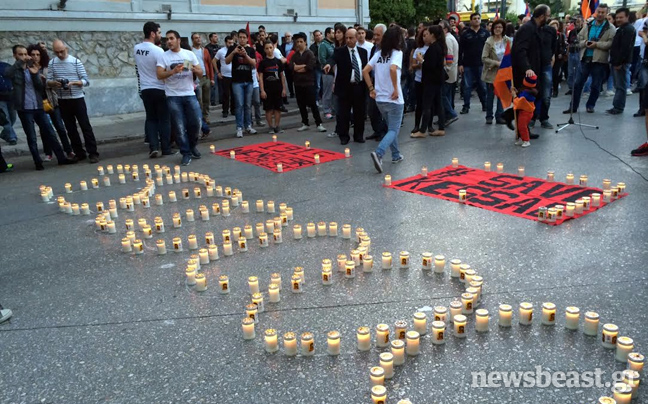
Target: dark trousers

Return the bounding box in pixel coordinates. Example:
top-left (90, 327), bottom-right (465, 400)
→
top-left (58, 98), bottom-right (98, 158)
top-left (571, 61), bottom-right (607, 111)
top-left (336, 84), bottom-right (366, 142)
top-left (285, 69), bottom-right (295, 97)
top-left (368, 94), bottom-right (388, 136)
top-left (47, 107), bottom-right (72, 154)
top-left (0, 144), bottom-right (7, 172)
top-left (295, 85), bottom-right (322, 126)
top-left (414, 81), bottom-right (424, 128)
top-left (420, 84), bottom-right (445, 131)
top-left (221, 77), bottom-right (235, 115)
top-left (141, 89), bottom-right (171, 154)
top-left (18, 109), bottom-right (67, 165)
top-left (552, 60), bottom-right (564, 94)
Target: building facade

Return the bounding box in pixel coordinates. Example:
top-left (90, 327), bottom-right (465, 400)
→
top-left (0, 0), bottom-right (369, 116)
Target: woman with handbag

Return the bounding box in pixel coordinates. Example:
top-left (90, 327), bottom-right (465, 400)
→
top-left (481, 19), bottom-right (511, 125)
top-left (27, 44), bottom-right (74, 160)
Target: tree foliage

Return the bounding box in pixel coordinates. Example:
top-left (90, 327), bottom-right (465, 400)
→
top-left (369, 0), bottom-right (448, 27)
top-left (528, 0), bottom-right (565, 16)
top-left (413, 0), bottom-right (449, 23)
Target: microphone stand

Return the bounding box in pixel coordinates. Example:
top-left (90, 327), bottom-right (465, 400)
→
top-left (556, 46), bottom-right (599, 133)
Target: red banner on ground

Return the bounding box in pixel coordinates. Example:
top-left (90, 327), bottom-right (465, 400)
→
top-left (215, 141), bottom-right (346, 172)
top-left (387, 166), bottom-right (627, 225)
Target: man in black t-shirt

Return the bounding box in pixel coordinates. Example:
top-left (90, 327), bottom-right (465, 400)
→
top-left (403, 27), bottom-right (417, 112)
top-left (226, 29), bottom-right (258, 138)
top-left (205, 33), bottom-right (220, 106)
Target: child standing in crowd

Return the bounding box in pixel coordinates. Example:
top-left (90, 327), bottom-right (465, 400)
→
top-left (513, 75), bottom-right (537, 148)
top-left (258, 41), bottom-right (286, 134)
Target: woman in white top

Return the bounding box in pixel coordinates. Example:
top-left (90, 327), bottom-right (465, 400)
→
top-left (409, 31), bottom-right (429, 134)
top-left (363, 26), bottom-right (405, 173)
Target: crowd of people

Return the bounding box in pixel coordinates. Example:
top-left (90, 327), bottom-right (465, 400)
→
top-left (1, 4), bottom-right (648, 173)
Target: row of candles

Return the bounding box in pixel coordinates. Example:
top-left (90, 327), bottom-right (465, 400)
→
top-left (220, 139), bottom-right (353, 164)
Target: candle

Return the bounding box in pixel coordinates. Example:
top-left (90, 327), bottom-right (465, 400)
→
top-left (171, 237), bottom-right (182, 252)
top-left (276, 163), bottom-right (283, 173)
top-left (327, 331), bottom-right (341, 356)
top-left (395, 320), bottom-right (407, 340)
top-left (314, 154), bottom-right (320, 164)
top-left (519, 302), bottom-right (533, 325)
top-left (575, 199), bottom-right (584, 214)
top-left (173, 173), bottom-right (180, 183)
top-left (208, 244), bottom-right (219, 261)
top-left (405, 331), bottom-right (420, 356)
top-left (245, 304), bottom-right (258, 324)
top-left (168, 191), bottom-right (177, 202)
top-left (305, 140), bottom-right (310, 148)
top-left (612, 186), bottom-right (619, 200)
top-left (185, 266), bottom-right (196, 285)
top-left (452, 157), bottom-right (459, 167)
top-left (106, 164), bottom-right (114, 174)
top-left (617, 182), bottom-right (626, 193)
top-left (627, 352), bottom-right (644, 373)
top-left (616, 337), bottom-right (634, 362)
top-left (336, 254), bottom-right (347, 272)
top-left (612, 382), bottom-right (633, 404)
top-left (431, 321), bottom-right (446, 345)
top-left (314, 221), bottom-right (326, 237)
top-left (622, 369), bottom-right (640, 399)
top-left (71, 204), bottom-right (80, 215)
top-left (449, 300), bottom-right (463, 322)
top-left (270, 273), bottom-right (281, 291)
top-left (285, 207), bottom-right (294, 221)
top-left (345, 260), bottom-right (355, 278)
top-left (266, 200), bottom-right (275, 213)
top-left (541, 302), bottom-right (556, 326)
top-left (116, 164), bottom-right (124, 174)
top-left (106, 221), bottom-right (116, 234)
top-left (413, 312), bottom-right (427, 335)
top-left (209, 144), bottom-right (215, 153)
top-left (187, 235), bottom-right (198, 250)
top-left (603, 178), bottom-right (611, 190)
top-left (391, 340), bottom-right (405, 366)
top-left (565, 172), bottom-right (574, 184)
top-left (292, 267), bottom-right (305, 285)
top-left (214, 185), bottom-right (223, 196)
top-left (564, 202), bottom-right (575, 217)
top-left (194, 273), bottom-right (207, 292)
top-left (453, 315), bottom-right (467, 338)
top-left (376, 324), bottom-right (390, 347)
top-left (241, 225), bottom-right (253, 240)
top-left (155, 239), bottom-right (166, 255)
top-left (319, 266), bottom-right (332, 285)
top-left (602, 323), bottom-right (619, 349)
top-left (378, 252), bottom-right (392, 269)
top-left (475, 309), bottom-right (489, 332)
top-left (337, 224), bottom-right (350, 240)
top-left (546, 207), bottom-right (556, 222)
top-left (597, 397), bottom-right (616, 404)
top-left (565, 306), bottom-right (580, 330)
top-left (64, 183), bottom-right (72, 193)
top-left (185, 209), bottom-right (194, 222)
top-left (421, 252), bottom-right (433, 270)
top-left (132, 172), bottom-right (139, 182)
top-left (431, 255), bottom-right (446, 274)
top-left (306, 222), bottom-right (316, 238)
top-left (230, 150), bottom-right (235, 159)
top-left (256, 232), bottom-right (268, 248)
top-left (197, 248), bottom-right (209, 265)
top-left (300, 332), bottom-right (314, 356)
top-left (578, 174), bottom-right (588, 186)
top-left (280, 332), bottom-right (296, 356)
top-left (79, 180), bottom-right (88, 191)
top-left (582, 196), bottom-right (591, 211)
top-left (103, 176), bottom-right (111, 186)
top-left (216, 275), bottom-right (229, 294)
top-left (344, 147), bottom-right (351, 157)
top-left (496, 162), bottom-right (504, 173)
top-left (238, 236), bottom-right (248, 252)
top-left (450, 259), bottom-right (461, 278)
top-left (272, 229), bottom-right (282, 244)
top-left (121, 238), bottom-right (132, 253)
top-left (378, 352), bottom-right (395, 380)
top-left (350, 249), bottom-right (360, 266)
top-left (370, 366), bottom-right (385, 386)
top-left (398, 251), bottom-right (409, 269)
top-left (291, 275), bottom-right (302, 293)
top-left (603, 190), bottom-right (612, 203)
top-left (200, 207), bottom-right (209, 221)
top-left (458, 189), bottom-right (467, 203)
top-left (461, 292), bottom-right (474, 314)
top-left (242, 318), bottom-right (255, 340)
top-left (268, 283), bottom-right (280, 303)
top-left (289, 224), bottom-right (301, 240)
top-left (384, 175), bottom-right (391, 186)
top-left (241, 201), bottom-right (249, 213)
top-left (362, 255), bottom-right (373, 272)
top-left (263, 329), bottom-right (279, 353)
top-left (483, 161), bottom-right (491, 172)
top-left (584, 311), bottom-right (600, 336)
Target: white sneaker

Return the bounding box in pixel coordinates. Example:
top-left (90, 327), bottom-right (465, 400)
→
top-left (514, 138), bottom-right (523, 146)
top-left (246, 126), bottom-right (257, 134)
top-left (297, 124), bottom-right (310, 132)
top-left (627, 89), bottom-right (633, 95)
top-left (604, 90), bottom-right (615, 97)
top-left (521, 141), bottom-right (531, 148)
top-left (236, 128), bottom-right (243, 138)
top-left (316, 124), bottom-right (326, 132)
top-left (0, 308), bottom-right (13, 324)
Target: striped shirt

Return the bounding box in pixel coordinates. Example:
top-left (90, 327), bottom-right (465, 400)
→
top-left (46, 55), bottom-right (89, 99)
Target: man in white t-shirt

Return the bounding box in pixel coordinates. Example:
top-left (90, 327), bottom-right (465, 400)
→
top-left (357, 27), bottom-right (374, 53)
top-left (156, 30), bottom-right (203, 166)
top-left (134, 21), bottom-right (171, 158)
top-left (191, 33), bottom-right (214, 124)
top-left (213, 35), bottom-right (235, 118)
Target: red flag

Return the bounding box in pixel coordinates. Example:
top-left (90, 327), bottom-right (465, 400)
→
top-left (493, 42), bottom-right (513, 109)
top-left (246, 22), bottom-right (253, 46)
top-left (525, 3), bottom-right (530, 17)
top-left (495, 7), bottom-right (499, 19)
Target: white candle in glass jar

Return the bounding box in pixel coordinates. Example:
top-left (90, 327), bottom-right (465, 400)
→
top-left (612, 382), bottom-right (633, 404)
top-left (484, 161), bottom-right (491, 171)
top-left (616, 337), bottom-right (634, 362)
top-left (370, 366), bottom-right (385, 386)
top-left (575, 199), bottom-right (584, 214)
top-left (282, 332), bottom-right (297, 356)
top-left (291, 275), bottom-right (302, 293)
top-left (272, 229), bottom-right (282, 244)
top-left (187, 234), bottom-right (198, 250)
top-left (200, 207), bottom-right (209, 221)
top-left (314, 154), bottom-right (320, 164)
top-left (326, 330), bottom-right (341, 356)
top-left (519, 302), bottom-right (533, 325)
top-left (496, 162), bottom-right (504, 173)
top-left (603, 190), bottom-right (612, 203)
top-left (268, 283), bottom-right (280, 302)
top-left (306, 222), bottom-right (316, 238)
top-left (198, 248), bottom-right (209, 265)
top-left (247, 276), bottom-right (259, 294)
top-left (156, 239), bottom-right (166, 255)
top-left (421, 165), bottom-right (428, 176)
top-left (458, 189), bottom-right (467, 203)
top-left (399, 251), bottom-right (410, 268)
top-left (371, 386), bottom-right (387, 404)
top-left (565, 306), bottom-right (580, 330)
top-left (252, 292), bottom-right (264, 313)
top-left (245, 304), bottom-right (258, 324)
top-left (350, 249), bottom-right (360, 266)
top-left (345, 261), bottom-right (355, 278)
top-left (566, 173), bottom-right (574, 184)
top-left (258, 232), bottom-right (269, 247)
top-left (266, 200), bottom-right (275, 213)
top-left (376, 324), bottom-right (390, 347)
top-left (431, 321), bottom-right (446, 345)
top-left (453, 315), bottom-right (467, 338)
top-left (627, 352), bottom-right (644, 372)
top-left (450, 259), bottom-right (461, 278)
top-left (499, 304), bottom-right (512, 327)
top-left (316, 221), bottom-right (327, 236)
top-left (433, 255), bottom-right (446, 273)
top-left (242, 317), bottom-right (255, 340)
top-left (194, 273), bottom-right (207, 292)
top-left (584, 311), bottom-right (600, 336)
top-left (291, 224), bottom-right (302, 240)
top-left (339, 224), bottom-right (350, 239)
top-left (217, 275), bottom-right (229, 294)
top-left (239, 236), bottom-right (248, 251)
top-left (405, 331), bottom-right (420, 356)
top-left (71, 204), bottom-right (80, 215)
top-left (121, 238), bottom-right (132, 253)
top-left (622, 369), bottom-right (640, 399)
top-left (452, 157), bottom-right (459, 167)
top-left (413, 312), bottom-right (427, 335)
top-left (185, 266), bottom-right (196, 285)
top-left (461, 292), bottom-right (474, 314)
top-left (172, 237), bottom-right (183, 252)
top-left (421, 252), bottom-right (433, 270)
top-left (391, 339), bottom-right (405, 365)
top-left (541, 302), bottom-right (556, 325)
top-left (321, 267), bottom-right (333, 285)
top-left (336, 254), bottom-right (347, 271)
top-left (229, 150), bottom-right (235, 159)
top-left (395, 320), bottom-right (407, 340)
top-left (208, 244), bottom-right (219, 261)
top-left (475, 309), bottom-right (489, 332)
top-left (384, 175), bottom-right (391, 186)
top-left (301, 332), bottom-right (314, 356)
top-left (362, 255), bottom-right (373, 272)
top-left (602, 323), bottom-right (619, 349)
top-left (243, 225), bottom-right (253, 240)
top-left (285, 207), bottom-right (294, 221)
top-left (449, 300), bottom-right (463, 322)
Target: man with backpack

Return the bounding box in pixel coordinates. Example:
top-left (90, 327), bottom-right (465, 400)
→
top-left (0, 61), bottom-right (17, 145)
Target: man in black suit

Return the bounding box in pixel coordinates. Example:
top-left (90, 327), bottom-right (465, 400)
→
top-left (279, 32), bottom-right (295, 98)
top-left (323, 28), bottom-right (368, 145)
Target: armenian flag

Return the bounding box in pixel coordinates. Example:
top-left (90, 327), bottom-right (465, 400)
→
top-left (525, 3), bottom-right (530, 17)
top-left (581, 0), bottom-right (599, 19)
top-left (493, 42), bottom-right (513, 109)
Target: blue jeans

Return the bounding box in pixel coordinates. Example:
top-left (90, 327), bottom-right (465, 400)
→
top-left (534, 64), bottom-right (552, 122)
top-left (567, 53), bottom-right (581, 90)
top-left (166, 96), bottom-right (201, 157)
top-left (442, 82), bottom-right (458, 119)
top-left (18, 109), bottom-right (66, 165)
top-left (485, 83), bottom-right (503, 120)
top-left (47, 107), bottom-right (72, 154)
top-left (0, 101), bottom-right (17, 142)
top-left (210, 82), bottom-right (218, 105)
top-left (375, 101), bottom-right (404, 160)
top-left (612, 64), bottom-right (631, 111)
top-left (232, 81), bottom-right (253, 129)
top-left (462, 66), bottom-right (486, 109)
top-left (313, 67), bottom-right (322, 102)
top-left (571, 62), bottom-right (607, 111)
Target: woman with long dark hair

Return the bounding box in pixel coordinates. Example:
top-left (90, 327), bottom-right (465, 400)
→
top-left (363, 25), bottom-right (405, 173)
top-left (409, 28), bottom-right (429, 134)
top-left (550, 20), bottom-right (567, 98)
top-left (481, 19), bottom-right (511, 124)
top-left (334, 24), bottom-right (347, 48)
top-left (412, 25), bottom-right (446, 137)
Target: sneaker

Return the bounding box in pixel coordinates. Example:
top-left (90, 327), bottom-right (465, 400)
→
top-left (236, 128), bottom-right (243, 138)
top-left (604, 90), bottom-right (615, 97)
top-left (486, 118), bottom-right (493, 124)
top-left (514, 138), bottom-right (523, 146)
top-left (631, 142), bottom-right (648, 156)
top-left (268, 127), bottom-right (276, 134)
top-left (410, 131), bottom-right (426, 138)
top-left (326, 132), bottom-right (338, 138)
top-left (275, 127), bottom-right (285, 134)
top-left (627, 89), bottom-right (633, 96)
top-left (325, 113), bottom-right (333, 119)
top-left (0, 308), bottom-right (12, 323)
top-left (370, 151), bottom-right (383, 173)
top-left (445, 116), bottom-right (459, 126)
top-left (297, 124), bottom-right (310, 132)
top-left (1, 163), bottom-right (14, 173)
top-left (66, 152), bottom-right (76, 160)
top-left (606, 108), bottom-right (623, 115)
top-left (586, 107), bottom-right (595, 113)
top-left (460, 107), bottom-right (469, 114)
top-left (181, 155), bottom-right (192, 166)
top-left (392, 155), bottom-right (404, 164)
top-left (246, 126), bottom-right (257, 134)
top-left (430, 130), bottom-right (445, 136)
top-left (316, 124), bottom-right (327, 132)
top-left (191, 148), bottom-right (201, 159)
top-left (256, 120), bottom-right (266, 127)
top-left (149, 150), bottom-right (159, 158)
top-left (44, 154), bottom-right (53, 162)
top-left (88, 155), bottom-right (99, 164)
top-left (521, 141), bottom-right (531, 148)
top-left (540, 121), bottom-right (554, 129)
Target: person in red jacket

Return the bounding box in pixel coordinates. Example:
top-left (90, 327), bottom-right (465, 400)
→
top-left (513, 74), bottom-right (537, 148)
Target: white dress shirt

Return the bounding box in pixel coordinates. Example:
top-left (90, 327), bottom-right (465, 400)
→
top-left (347, 46), bottom-right (362, 83)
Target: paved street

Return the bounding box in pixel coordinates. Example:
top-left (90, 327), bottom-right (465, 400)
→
top-left (0, 92), bottom-right (647, 404)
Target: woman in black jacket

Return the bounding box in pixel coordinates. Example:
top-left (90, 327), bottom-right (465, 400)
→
top-left (412, 25), bottom-right (447, 137)
top-left (549, 20), bottom-right (567, 97)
